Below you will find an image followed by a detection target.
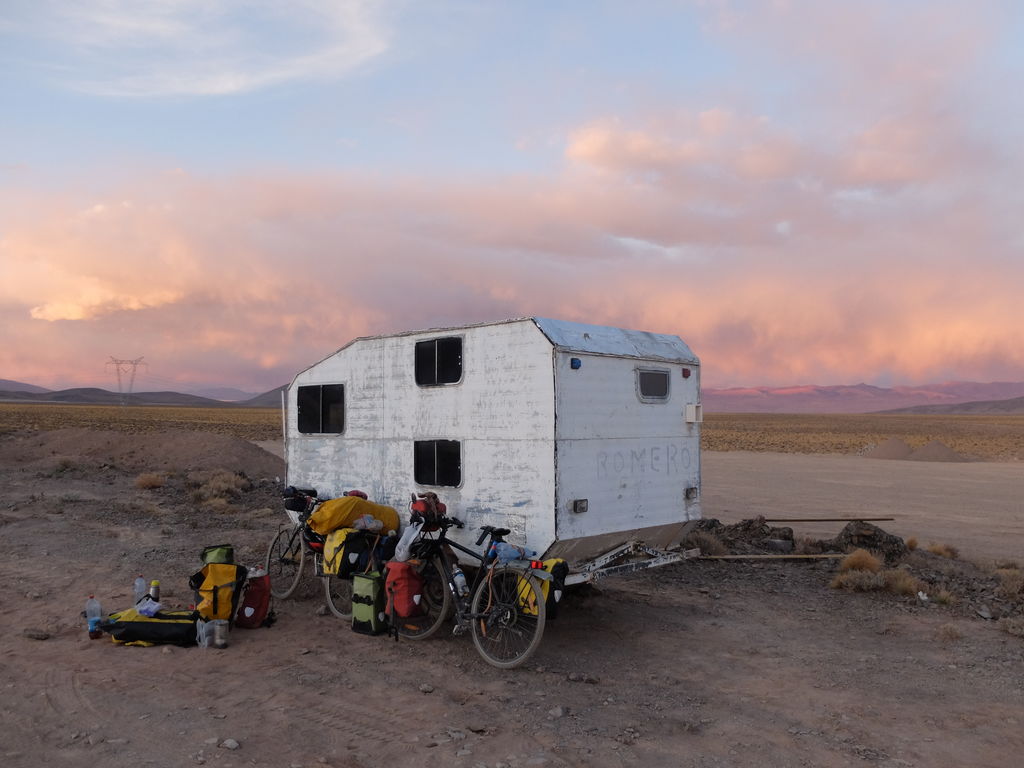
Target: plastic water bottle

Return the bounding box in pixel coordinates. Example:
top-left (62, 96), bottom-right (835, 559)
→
top-left (133, 575), bottom-right (147, 605)
top-left (452, 567), bottom-right (469, 597)
top-left (148, 580), bottom-right (160, 601)
top-left (85, 595), bottom-right (103, 639)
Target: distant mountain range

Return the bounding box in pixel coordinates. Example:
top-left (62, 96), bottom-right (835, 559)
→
top-left (0, 379), bottom-right (286, 408)
top-left (4, 377), bottom-right (1024, 414)
top-left (702, 381), bottom-right (1024, 414)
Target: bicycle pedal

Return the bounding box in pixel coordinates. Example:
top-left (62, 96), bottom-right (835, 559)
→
top-left (452, 623), bottom-right (468, 637)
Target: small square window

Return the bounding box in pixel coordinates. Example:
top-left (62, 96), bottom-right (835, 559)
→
top-left (637, 369), bottom-right (669, 401)
top-left (414, 440), bottom-right (461, 487)
top-left (297, 384), bottom-right (344, 433)
top-left (415, 337), bottom-right (462, 386)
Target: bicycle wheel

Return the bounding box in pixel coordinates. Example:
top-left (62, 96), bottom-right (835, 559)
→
top-left (323, 573), bottom-right (353, 619)
top-left (394, 556), bottom-right (452, 640)
top-left (470, 565), bottom-right (546, 669)
top-left (266, 527), bottom-right (305, 599)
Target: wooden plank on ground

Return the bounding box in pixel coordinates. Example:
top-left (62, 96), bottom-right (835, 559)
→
top-left (761, 517), bottom-right (895, 523)
top-left (699, 553), bottom-right (845, 560)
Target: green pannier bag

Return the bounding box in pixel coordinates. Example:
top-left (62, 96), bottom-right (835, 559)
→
top-left (201, 544), bottom-right (235, 565)
top-left (351, 571), bottom-right (387, 636)
top-left (99, 607), bottom-right (199, 646)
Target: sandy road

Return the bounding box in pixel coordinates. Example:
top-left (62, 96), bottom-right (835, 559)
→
top-left (702, 452), bottom-right (1024, 563)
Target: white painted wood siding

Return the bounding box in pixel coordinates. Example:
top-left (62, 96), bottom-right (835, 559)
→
top-left (553, 352), bottom-right (701, 540)
top-left (287, 320), bottom-right (557, 555)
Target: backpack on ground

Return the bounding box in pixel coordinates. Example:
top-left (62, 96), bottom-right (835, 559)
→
top-left (351, 570), bottom-right (387, 636)
top-left (385, 560), bottom-right (425, 620)
top-left (100, 607), bottom-right (199, 646)
top-left (235, 569), bottom-right (274, 629)
top-left (189, 562), bottom-right (248, 625)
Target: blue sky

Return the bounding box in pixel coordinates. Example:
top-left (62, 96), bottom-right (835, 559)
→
top-left (1, 1), bottom-right (1023, 392)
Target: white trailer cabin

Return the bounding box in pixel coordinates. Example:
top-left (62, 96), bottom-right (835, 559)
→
top-left (285, 318), bottom-right (702, 567)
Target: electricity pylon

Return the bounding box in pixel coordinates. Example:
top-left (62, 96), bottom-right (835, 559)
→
top-left (106, 356), bottom-right (146, 406)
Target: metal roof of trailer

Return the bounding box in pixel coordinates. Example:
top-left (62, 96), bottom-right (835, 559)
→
top-left (531, 318), bottom-right (698, 364)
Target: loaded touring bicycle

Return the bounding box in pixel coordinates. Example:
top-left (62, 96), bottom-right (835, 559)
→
top-left (269, 318), bottom-right (703, 666)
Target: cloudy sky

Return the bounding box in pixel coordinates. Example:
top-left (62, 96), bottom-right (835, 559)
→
top-left (2, 0), bottom-right (1022, 393)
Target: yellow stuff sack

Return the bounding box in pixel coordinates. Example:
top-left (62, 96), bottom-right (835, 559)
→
top-left (323, 528), bottom-right (359, 575)
top-left (306, 496), bottom-right (399, 537)
top-left (189, 562), bottom-right (248, 623)
top-left (517, 558), bottom-right (569, 619)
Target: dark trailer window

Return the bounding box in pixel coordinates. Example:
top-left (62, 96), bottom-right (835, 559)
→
top-left (297, 384), bottom-right (345, 433)
top-left (414, 440), bottom-right (461, 486)
top-left (637, 370), bottom-right (670, 400)
top-left (415, 337), bottom-right (462, 386)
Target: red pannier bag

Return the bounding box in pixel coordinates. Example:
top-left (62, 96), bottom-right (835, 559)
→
top-left (385, 560), bottom-right (425, 618)
top-left (235, 571), bottom-right (273, 629)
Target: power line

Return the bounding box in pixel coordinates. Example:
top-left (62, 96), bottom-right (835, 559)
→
top-left (106, 356), bottom-right (147, 405)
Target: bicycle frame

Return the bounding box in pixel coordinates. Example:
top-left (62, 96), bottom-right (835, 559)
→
top-left (411, 522), bottom-right (550, 630)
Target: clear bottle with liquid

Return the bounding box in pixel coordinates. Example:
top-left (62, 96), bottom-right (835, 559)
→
top-left (85, 595), bottom-right (103, 639)
top-left (452, 567), bottom-right (469, 597)
top-left (133, 575), bottom-right (147, 605)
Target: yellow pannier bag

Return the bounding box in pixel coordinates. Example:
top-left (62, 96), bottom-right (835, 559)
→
top-left (323, 528), bottom-right (359, 575)
top-left (307, 496), bottom-right (399, 537)
top-left (189, 562), bottom-right (248, 623)
top-left (517, 558), bottom-right (569, 618)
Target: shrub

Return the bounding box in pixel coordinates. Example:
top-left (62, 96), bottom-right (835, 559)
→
top-left (933, 589), bottom-right (955, 605)
top-left (905, 537), bottom-right (918, 551)
top-left (936, 623), bottom-right (963, 643)
top-left (794, 536), bottom-right (826, 555)
top-left (998, 617), bottom-right (1024, 638)
top-left (683, 530), bottom-right (728, 557)
top-left (882, 569), bottom-right (923, 596)
top-left (995, 569), bottom-right (1024, 600)
top-left (187, 469), bottom-right (251, 506)
top-left (927, 542), bottom-right (959, 559)
top-left (838, 548), bottom-right (882, 573)
top-left (831, 570), bottom-right (884, 591)
top-left (134, 472), bottom-right (166, 489)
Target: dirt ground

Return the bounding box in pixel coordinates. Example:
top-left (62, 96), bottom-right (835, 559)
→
top-left (2, 429), bottom-right (1023, 768)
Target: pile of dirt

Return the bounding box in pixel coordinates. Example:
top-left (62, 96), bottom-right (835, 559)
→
top-left (688, 516), bottom-right (795, 554)
top-left (907, 439), bottom-right (970, 462)
top-left (828, 520), bottom-right (908, 563)
top-left (0, 428), bottom-right (285, 478)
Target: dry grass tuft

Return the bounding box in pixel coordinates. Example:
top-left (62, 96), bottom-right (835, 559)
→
top-left (794, 536), bottom-right (826, 555)
top-left (905, 537), bottom-right (918, 551)
top-left (831, 566), bottom-right (923, 596)
top-left (187, 469), bottom-right (251, 506)
top-left (995, 568), bottom-right (1024, 599)
top-left (831, 570), bottom-right (884, 591)
top-left (933, 589), bottom-right (955, 605)
top-left (998, 617), bottom-right (1024, 638)
top-left (839, 548), bottom-right (882, 573)
top-left (936, 623), bottom-right (963, 643)
top-left (684, 530), bottom-right (728, 557)
top-left (926, 542), bottom-right (959, 559)
top-left (882, 569), bottom-right (923, 596)
top-left (134, 472), bottom-right (166, 489)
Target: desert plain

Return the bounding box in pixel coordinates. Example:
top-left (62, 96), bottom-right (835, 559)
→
top-left (0, 404), bottom-right (1022, 768)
